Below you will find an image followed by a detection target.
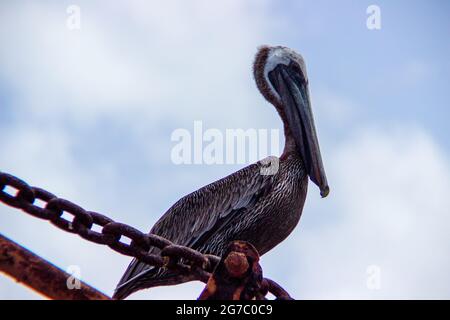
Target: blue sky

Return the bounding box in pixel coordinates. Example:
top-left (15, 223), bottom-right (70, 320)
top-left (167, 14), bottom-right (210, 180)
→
top-left (0, 1), bottom-right (449, 299)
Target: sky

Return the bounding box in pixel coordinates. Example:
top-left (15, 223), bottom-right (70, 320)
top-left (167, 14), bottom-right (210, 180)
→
top-left (0, 0), bottom-right (449, 299)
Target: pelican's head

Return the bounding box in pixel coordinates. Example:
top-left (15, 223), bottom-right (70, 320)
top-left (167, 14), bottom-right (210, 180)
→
top-left (253, 45), bottom-right (329, 197)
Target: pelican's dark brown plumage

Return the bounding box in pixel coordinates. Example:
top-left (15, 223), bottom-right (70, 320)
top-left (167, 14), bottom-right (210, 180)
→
top-left (113, 45), bottom-right (329, 299)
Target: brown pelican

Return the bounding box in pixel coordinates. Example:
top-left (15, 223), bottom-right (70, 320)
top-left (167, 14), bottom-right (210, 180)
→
top-left (113, 45), bottom-right (329, 299)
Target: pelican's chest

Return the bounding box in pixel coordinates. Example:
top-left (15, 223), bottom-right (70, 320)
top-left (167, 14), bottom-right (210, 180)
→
top-left (245, 155), bottom-right (308, 254)
top-left (270, 155), bottom-right (308, 214)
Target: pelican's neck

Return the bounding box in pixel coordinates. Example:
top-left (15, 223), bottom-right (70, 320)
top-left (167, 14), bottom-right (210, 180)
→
top-left (267, 99), bottom-right (298, 160)
top-left (281, 121), bottom-right (297, 160)
top-left (253, 46), bottom-right (299, 161)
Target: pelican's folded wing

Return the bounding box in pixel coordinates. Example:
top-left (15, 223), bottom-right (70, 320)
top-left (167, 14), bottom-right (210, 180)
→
top-left (115, 159), bottom-right (277, 292)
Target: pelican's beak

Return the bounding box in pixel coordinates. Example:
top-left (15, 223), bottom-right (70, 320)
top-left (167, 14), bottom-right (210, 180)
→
top-left (268, 64), bottom-right (329, 197)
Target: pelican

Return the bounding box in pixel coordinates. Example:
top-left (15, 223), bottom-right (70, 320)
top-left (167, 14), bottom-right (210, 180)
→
top-left (113, 45), bottom-right (329, 299)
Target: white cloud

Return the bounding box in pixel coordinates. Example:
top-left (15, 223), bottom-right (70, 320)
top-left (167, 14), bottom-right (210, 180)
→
top-left (288, 126), bottom-right (450, 299)
top-left (0, 0), bottom-right (279, 128)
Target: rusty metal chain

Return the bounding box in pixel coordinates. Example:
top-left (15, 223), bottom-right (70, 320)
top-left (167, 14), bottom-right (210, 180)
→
top-left (0, 172), bottom-right (215, 276)
top-left (0, 171), bottom-right (291, 299)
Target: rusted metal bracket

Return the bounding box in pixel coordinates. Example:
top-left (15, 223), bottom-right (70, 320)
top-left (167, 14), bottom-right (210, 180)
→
top-left (198, 241), bottom-right (293, 300)
top-left (0, 233), bottom-right (110, 300)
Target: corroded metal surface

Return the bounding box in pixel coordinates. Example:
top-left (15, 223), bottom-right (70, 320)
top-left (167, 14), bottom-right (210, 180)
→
top-left (0, 233), bottom-right (110, 300)
top-left (199, 241), bottom-right (292, 300)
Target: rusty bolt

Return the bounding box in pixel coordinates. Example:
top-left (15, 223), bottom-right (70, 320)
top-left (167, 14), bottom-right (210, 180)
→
top-left (224, 251), bottom-right (249, 278)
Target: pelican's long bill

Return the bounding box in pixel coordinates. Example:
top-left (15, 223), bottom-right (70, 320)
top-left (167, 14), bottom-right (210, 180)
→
top-left (268, 63), bottom-right (329, 197)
